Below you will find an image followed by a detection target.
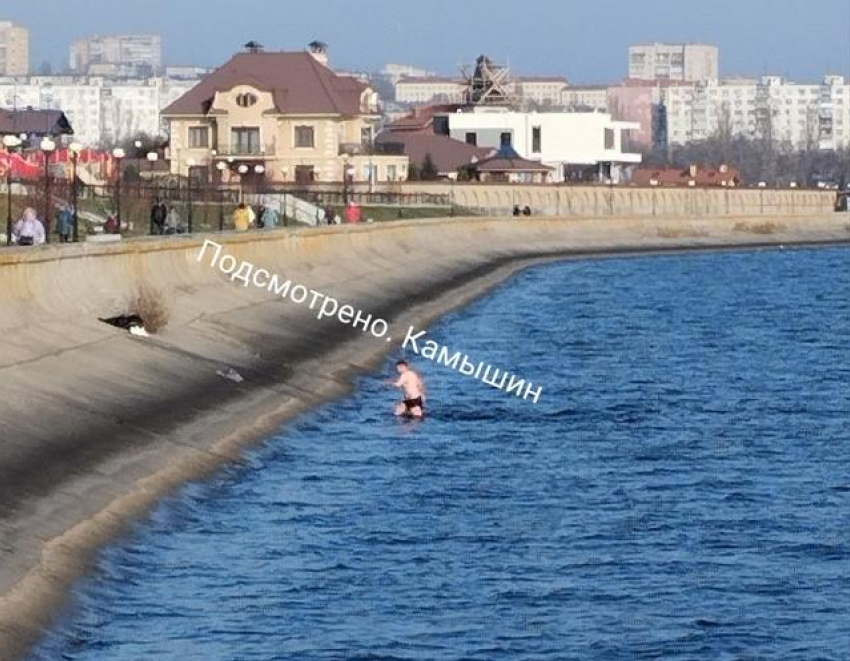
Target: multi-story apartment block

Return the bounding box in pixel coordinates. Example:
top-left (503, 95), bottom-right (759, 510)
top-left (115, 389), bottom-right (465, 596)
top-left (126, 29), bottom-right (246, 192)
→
top-left (70, 35), bottom-right (163, 77)
top-left (664, 75), bottom-right (850, 150)
top-left (395, 76), bottom-right (569, 108)
top-left (0, 20), bottom-right (28, 76)
top-left (515, 77), bottom-right (570, 107)
top-left (163, 49), bottom-right (408, 184)
top-left (629, 43), bottom-right (719, 82)
top-left (0, 75), bottom-right (198, 145)
top-left (380, 64), bottom-right (437, 86)
top-left (562, 85), bottom-right (609, 111)
top-left (394, 77), bottom-right (465, 105)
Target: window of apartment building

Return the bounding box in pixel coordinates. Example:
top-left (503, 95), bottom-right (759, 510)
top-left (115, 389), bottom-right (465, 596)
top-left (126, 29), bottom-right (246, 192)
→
top-left (604, 128), bottom-right (615, 150)
top-left (532, 126), bottom-right (542, 153)
top-left (295, 125), bottom-right (315, 149)
top-left (465, 132), bottom-right (477, 146)
top-left (500, 132), bottom-right (512, 147)
top-left (387, 164), bottom-right (398, 181)
top-left (231, 127), bottom-right (261, 155)
top-left (189, 126), bottom-right (209, 149)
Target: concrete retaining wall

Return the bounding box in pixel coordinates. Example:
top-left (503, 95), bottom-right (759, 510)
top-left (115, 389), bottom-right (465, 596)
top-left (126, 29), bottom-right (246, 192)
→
top-left (398, 183), bottom-right (837, 217)
top-left (0, 213), bottom-right (848, 660)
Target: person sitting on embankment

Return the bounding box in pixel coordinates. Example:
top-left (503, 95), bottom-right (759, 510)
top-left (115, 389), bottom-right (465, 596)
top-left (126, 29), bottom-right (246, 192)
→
top-left (12, 207), bottom-right (46, 246)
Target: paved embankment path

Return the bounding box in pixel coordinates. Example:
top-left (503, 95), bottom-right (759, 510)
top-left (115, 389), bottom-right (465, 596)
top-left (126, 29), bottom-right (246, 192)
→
top-left (1, 213), bottom-right (848, 660)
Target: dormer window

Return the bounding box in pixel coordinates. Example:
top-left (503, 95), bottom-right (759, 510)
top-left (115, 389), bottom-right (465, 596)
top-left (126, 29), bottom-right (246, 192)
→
top-left (235, 92), bottom-right (258, 108)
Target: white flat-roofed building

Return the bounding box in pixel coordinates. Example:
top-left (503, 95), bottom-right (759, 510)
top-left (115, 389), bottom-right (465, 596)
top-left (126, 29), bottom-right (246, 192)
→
top-left (0, 75), bottom-right (199, 145)
top-left (445, 107), bottom-right (641, 182)
top-left (629, 43), bottom-right (719, 82)
top-left (665, 75), bottom-right (849, 150)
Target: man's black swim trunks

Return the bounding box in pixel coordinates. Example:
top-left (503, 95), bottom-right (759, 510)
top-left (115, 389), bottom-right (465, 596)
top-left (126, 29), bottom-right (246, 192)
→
top-left (404, 397), bottom-right (424, 412)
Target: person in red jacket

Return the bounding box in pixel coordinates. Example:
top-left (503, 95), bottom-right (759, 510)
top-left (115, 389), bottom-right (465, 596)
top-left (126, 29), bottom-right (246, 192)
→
top-left (345, 201), bottom-right (361, 224)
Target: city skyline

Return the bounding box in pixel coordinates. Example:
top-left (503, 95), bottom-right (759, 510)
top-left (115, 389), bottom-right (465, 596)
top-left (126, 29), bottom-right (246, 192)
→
top-left (2, 0), bottom-right (849, 82)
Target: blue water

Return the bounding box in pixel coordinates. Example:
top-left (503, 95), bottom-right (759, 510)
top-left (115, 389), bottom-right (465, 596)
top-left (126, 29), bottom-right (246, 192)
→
top-left (29, 247), bottom-right (850, 661)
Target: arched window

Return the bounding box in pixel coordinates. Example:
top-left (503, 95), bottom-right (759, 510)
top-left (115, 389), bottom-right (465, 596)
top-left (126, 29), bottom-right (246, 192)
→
top-left (235, 92), bottom-right (258, 108)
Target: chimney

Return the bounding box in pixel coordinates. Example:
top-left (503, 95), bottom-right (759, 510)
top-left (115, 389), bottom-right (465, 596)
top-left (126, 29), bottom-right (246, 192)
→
top-left (308, 40), bottom-right (329, 66)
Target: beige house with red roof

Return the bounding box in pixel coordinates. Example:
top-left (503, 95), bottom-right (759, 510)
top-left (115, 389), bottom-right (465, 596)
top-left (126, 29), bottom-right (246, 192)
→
top-left (163, 48), bottom-right (408, 185)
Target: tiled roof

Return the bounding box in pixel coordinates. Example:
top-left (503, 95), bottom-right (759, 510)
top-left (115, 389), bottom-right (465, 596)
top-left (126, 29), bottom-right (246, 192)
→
top-left (375, 130), bottom-right (491, 174)
top-left (386, 104), bottom-right (463, 131)
top-left (0, 108), bottom-right (74, 136)
top-left (162, 51), bottom-right (369, 117)
top-left (632, 165), bottom-right (742, 186)
top-left (473, 149), bottom-right (553, 173)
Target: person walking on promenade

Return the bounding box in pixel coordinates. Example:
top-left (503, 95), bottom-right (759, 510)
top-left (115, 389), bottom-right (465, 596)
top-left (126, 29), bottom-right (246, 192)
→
top-left (56, 203), bottom-right (74, 243)
top-left (150, 199), bottom-right (167, 235)
top-left (260, 205), bottom-right (279, 229)
top-left (345, 201), bottom-right (361, 224)
top-left (233, 202), bottom-right (252, 232)
top-left (104, 212), bottom-right (119, 234)
top-left (166, 206), bottom-right (182, 234)
top-left (12, 207), bottom-right (46, 246)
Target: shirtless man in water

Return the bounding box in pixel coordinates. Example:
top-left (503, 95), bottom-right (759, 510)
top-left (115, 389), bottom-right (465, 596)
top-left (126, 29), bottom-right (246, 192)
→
top-left (393, 360), bottom-right (426, 418)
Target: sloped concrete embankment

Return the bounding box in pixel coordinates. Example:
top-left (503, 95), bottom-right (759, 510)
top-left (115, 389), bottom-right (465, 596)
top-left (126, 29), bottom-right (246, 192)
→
top-left (0, 213), bottom-right (848, 660)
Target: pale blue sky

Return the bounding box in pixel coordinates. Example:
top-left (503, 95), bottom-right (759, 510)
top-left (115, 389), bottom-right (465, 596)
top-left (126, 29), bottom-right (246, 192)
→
top-left (3, 0), bottom-right (849, 82)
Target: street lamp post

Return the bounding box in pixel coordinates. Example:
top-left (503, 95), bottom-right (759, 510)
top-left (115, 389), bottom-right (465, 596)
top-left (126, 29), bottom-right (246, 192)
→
top-left (134, 139), bottom-right (143, 189)
top-left (649, 178), bottom-right (659, 216)
top-left (254, 164), bottom-right (266, 215)
top-left (112, 148), bottom-right (125, 234)
top-left (342, 155), bottom-right (350, 205)
top-left (146, 151), bottom-right (159, 217)
top-left (69, 143), bottom-right (82, 242)
top-left (3, 134), bottom-right (22, 246)
top-left (237, 164), bottom-right (249, 202)
top-left (216, 161), bottom-right (228, 231)
top-left (41, 137), bottom-right (57, 243)
top-left (280, 166), bottom-right (289, 225)
top-left (186, 157), bottom-right (196, 234)
top-left (344, 165), bottom-right (356, 206)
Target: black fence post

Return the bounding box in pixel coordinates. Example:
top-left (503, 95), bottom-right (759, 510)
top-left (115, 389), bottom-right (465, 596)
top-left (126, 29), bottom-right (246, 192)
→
top-left (5, 165), bottom-right (12, 246)
top-left (71, 153), bottom-right (79, 242)
top-left (187, 178), bottom-right (194, 234)
top-left (218, 188), bottom-right (225, 232)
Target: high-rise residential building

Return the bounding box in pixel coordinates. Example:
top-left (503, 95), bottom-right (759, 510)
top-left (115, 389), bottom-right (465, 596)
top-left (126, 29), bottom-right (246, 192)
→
top-left (629, 43), bottom-right (719, 82)
top-left (70, 35), bottom-right (163, 77)
top-left (0, 74), bottom-right (199, 145)
top-left (663, 75), bottom-right (850, 150)
top-left (0, 20), bottom-right (29, 76)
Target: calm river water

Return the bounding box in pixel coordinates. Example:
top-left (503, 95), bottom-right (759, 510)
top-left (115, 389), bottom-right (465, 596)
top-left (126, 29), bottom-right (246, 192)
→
top-left (29, 246), bottom-right (850, 660)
